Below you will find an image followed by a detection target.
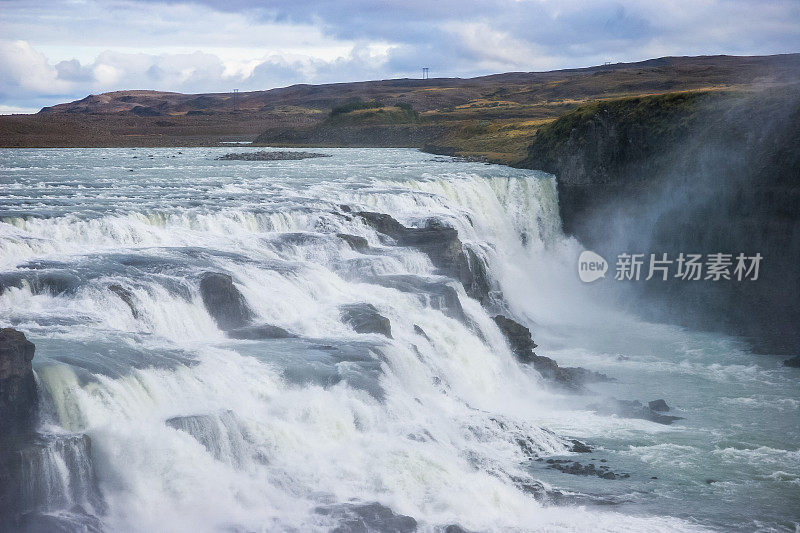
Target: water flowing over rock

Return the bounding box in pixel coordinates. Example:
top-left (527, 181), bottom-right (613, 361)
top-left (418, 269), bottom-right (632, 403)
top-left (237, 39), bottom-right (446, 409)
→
top-left (3, 147), bottom-right (794, 530)
top-left (2, 433), bottom-right (105, 530)
top-left (316, 502), bottom-right (417, 533)
top-left (492, 315), bottom-right (610, 388)
top-left (108, 283), bottom-right (139, 318)
top-left (492, 315), bottom-right (538, 358)
top-left (355, 211), bottom-right (497, 304)
top-left (546, 458), bottom-right (630, 480)
top-left (199, 272), bottom-right (254, 330)
top-left (357, 213), bottom-right (471, 279)
top-left (368, 275), bottom-right (466, 323)
top-left (340, 303), bottom-right (393, 338)
top-left (166, 412), bottom-right (253, 468)
top-left (227, 324), bottom-right (296, 340)
top-left (337, 233), bottom-right (369, 251)
top-left (520, 89), bottom-right (800, 355)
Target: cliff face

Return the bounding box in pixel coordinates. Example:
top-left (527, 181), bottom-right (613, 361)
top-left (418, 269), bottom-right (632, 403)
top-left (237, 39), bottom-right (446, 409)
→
top-left (519, 89), bottom-right (800, 355)
top-left (0, 328), bottom-right (37, 441)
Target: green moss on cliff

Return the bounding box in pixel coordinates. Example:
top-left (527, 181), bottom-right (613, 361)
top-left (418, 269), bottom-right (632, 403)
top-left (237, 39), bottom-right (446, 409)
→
top-left (520, 91), bottom-right (712, 174)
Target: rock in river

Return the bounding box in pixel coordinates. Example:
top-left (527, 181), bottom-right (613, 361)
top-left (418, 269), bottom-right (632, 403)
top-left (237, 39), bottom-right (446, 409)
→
top-left (340, 303), bottom-right (393, 338)
top-left (199, 272), bottom-right (254, 330)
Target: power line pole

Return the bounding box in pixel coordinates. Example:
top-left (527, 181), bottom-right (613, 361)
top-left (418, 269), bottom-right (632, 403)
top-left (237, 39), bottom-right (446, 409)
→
top-left (422, 67), bottom-right (429, 80)
top-left (233, 88), bottom-right (239, 112)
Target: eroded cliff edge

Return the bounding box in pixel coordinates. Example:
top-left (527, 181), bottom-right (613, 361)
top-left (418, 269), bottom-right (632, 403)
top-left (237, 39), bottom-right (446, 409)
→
top-left (518, 88), bottom-right (800, 355)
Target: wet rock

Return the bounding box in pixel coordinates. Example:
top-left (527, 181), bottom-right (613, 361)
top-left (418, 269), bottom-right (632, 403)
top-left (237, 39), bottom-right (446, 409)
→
top-left (316, 502), bottom-right (417, 533)
top-left (166, 412), bottom-right (250, 467)
top-left (570, 439), bottom-right (592, 453)
top-left (0, 271), bottom-right (81, 296)
top-left (340, 303), bottom-right (393, 338)
top-left (463, 247), bottom-right (495, 305)
top-left (16, 508), bottom-right (104, 533)
top-left (492, 315), bottom-right (611, 388)
top-left (216, 151), bottom-right (330, 161)
top-left (108, 283), bottom-right (139, 318)
top-left (199, 272), bottom-right (253, 330)
top-left (369, 275), bottom-right (466, 323)
top-left (0, 329), bottom-right (39, 525)
top-left (413, 324), bottom-right (431, 342)
top-left (357, 211), bottom-right (497, 304)
top-left (783, 355), bottom-right (800, 367)
top-left (590, 398), bottom-right (683, 425)
top-left (227, 324), bottom-right (296, 340)
top-left (547, 459), bottom-right (630, 480)
top-left (512, 474), bottom-right (623, 506)
top-left (356, 212), bottom-right (474, 289)
top-left (443, 525), bottom-right (471, 533)
top-left (2, 433), bottom-right (105, 528)
top-left (648, 399), bottom-right (670, 412)
top-left (337, 233), bottom-right (369, 251)
top-left (492, 315), bottom-right (537, 357)
top-left (0, 328), bottom-right (38, 441)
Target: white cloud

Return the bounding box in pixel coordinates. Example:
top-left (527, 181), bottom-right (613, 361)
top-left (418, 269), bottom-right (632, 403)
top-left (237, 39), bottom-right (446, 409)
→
top-left (0, 104), bottom-right (40, 115)
top-left (0, 40), bottom-right (71, 94)
top-left (0, 0), bottom-right (797, 109)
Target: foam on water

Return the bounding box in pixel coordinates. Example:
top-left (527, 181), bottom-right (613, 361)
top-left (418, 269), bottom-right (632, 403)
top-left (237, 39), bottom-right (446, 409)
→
top-left (1, 147), bottom-right (797, 532)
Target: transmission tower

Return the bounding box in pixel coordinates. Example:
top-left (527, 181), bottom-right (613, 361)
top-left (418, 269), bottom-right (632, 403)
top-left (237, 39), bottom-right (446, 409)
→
top-left (422, 67), bottom-right (429, 80)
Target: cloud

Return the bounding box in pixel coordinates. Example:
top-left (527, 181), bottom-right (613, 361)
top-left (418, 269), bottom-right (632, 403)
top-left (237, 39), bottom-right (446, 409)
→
top-left (0, 0), bottom-right (798, 111)
top-left (0, 40), bottom-right (71, 96)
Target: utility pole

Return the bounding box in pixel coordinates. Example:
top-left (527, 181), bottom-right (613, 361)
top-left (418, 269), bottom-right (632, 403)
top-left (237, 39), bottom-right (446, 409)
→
top-left (233, 88), bottom-right (239, 112)
top-left (422, 67), bottom-right (429, 80)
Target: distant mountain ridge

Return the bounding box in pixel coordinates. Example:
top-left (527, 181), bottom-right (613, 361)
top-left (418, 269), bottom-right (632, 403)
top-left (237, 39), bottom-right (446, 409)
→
top-left (38, 54), bottom-right (800, 116)
top-left (3, 54), bottom-right (799, 158)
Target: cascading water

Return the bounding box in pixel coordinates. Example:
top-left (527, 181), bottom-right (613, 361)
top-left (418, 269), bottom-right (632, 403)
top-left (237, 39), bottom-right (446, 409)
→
top-left (0, 148), bottom-right (797, 532)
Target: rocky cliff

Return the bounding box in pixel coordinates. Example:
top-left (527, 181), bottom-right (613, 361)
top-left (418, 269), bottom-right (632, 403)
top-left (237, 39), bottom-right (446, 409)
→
top-left (0, 328), bottom-right (38, 441)
top-left (519, 88), bottom-right (800, 355)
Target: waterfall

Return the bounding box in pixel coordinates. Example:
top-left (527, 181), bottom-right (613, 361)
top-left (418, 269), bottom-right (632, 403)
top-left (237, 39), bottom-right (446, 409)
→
top-left (0, 147), bottom-right (747, 532)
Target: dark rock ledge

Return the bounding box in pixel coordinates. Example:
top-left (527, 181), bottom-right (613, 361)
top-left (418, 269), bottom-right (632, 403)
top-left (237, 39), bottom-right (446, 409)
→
top-left (589, 398), bottom-right (683, 425)
top-left (0, 328), bottom-right (38, 442)
top-left (492, 314), bottom-right (611, 389)
top-left (545, 458), bottom-right (631, 480)
top-left (340, 303), bottom-right (393, 338)
top-left (1, 329), bottom-right (107, 529)
top-left (315, 502), bottom-right (416, 533)
top-left (200, 272), bottom-right (254, 330)
top-left (199, 272), bottom-right (297, 340)
top-left (351, 210), bottom-right (495, 305)
top-left (216, 151), bottom-right (330, 161)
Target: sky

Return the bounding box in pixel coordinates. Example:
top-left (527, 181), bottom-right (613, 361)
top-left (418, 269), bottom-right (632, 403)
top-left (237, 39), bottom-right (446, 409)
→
top-left (1, 0), bottom-right (798, 113)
